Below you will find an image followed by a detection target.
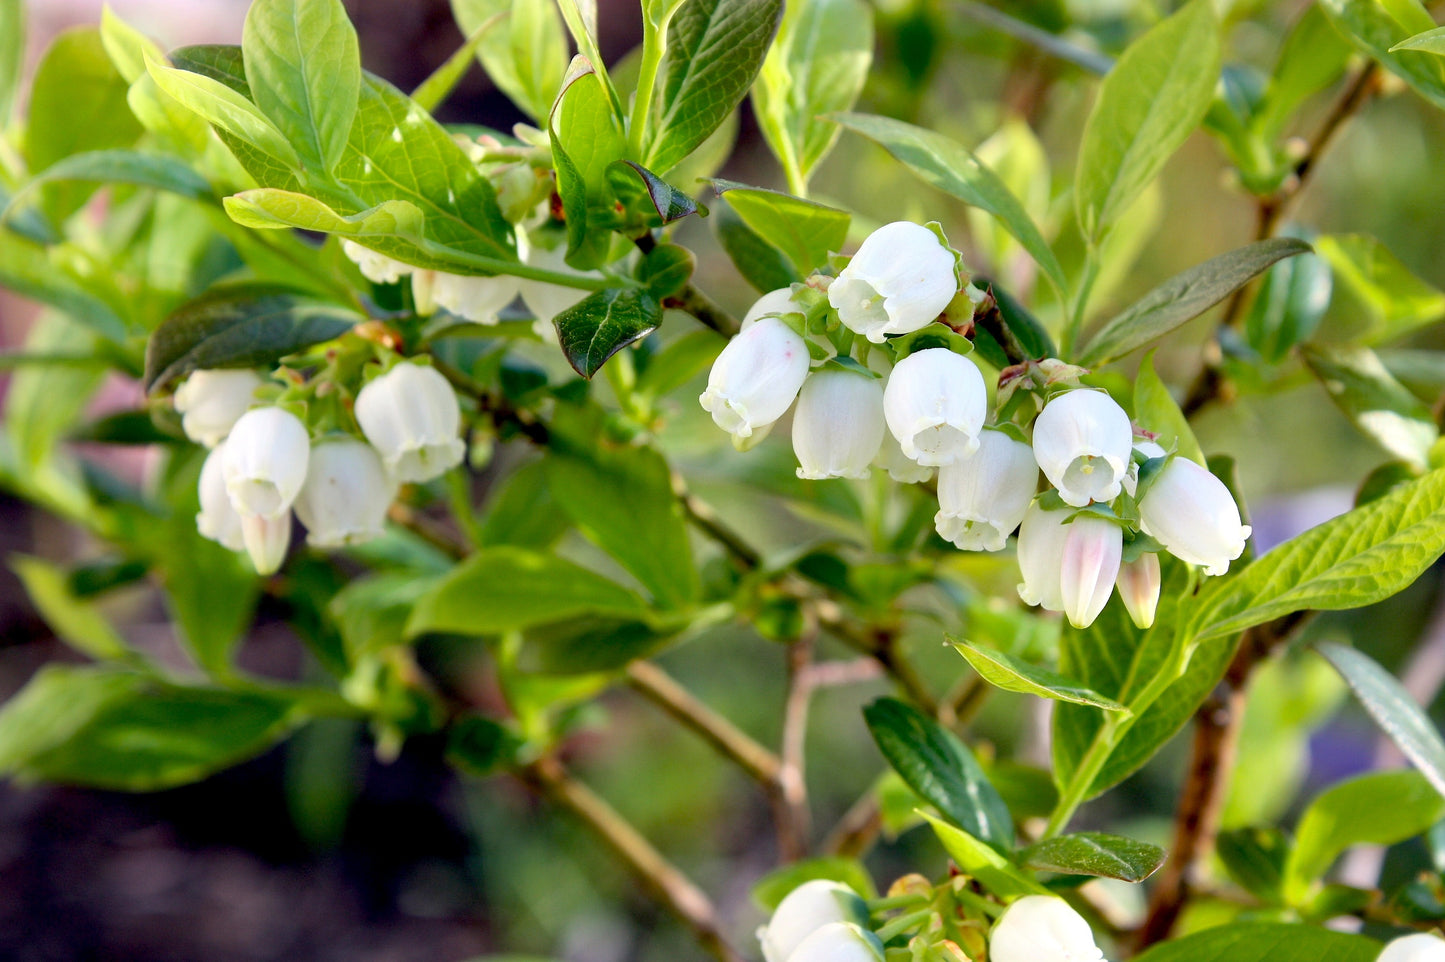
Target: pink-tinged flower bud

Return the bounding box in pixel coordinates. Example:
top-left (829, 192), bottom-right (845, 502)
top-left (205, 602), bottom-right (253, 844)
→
top-left (875, 428), bottom-right (935, 484)
top-left (1116, 552), bottom-right (1162, 629)
top-left (935, 429), bottom-right (1038, 551)
top-left (1379, 933), bottom-right (1445, 962)
top-left (240, 513), bottom-right (291, 576)
top-left (793, 370), bottom-right (885, 480)
top-left (196, 444), bottom-right (244, 551)
top-left (1017, 503), bottom-right (1122, 629)
top-left (758, 880), bottom-right (870, 962)
top-left (341, 240), bottom-right (413, 284)
top-left (293, 438), bottom-right (397, 548)
top-left (1032, 390), bottom-right (1133, 507)
top-left (221, 407), bottom-right (310, 519)
top-left (173, 369), bottom-right (265, 448)
top-left (742, 287), bottom-right (807, 332)
top-left (355, 362), bottom-right (466, 483)
top-left (699, 317), bottom-right (810, 449)
top-left (989, 895), bottom-right (1105, 962)
top-left (883, 348), bottom-right (987, 466)
top-left (415, 270), bottom-right (522, 325)
top-left (828, 222), bottom-right (958, 343)
top-left (1139, 458), bottom-right (1251, 576)
top-left (784, 923), bottom-right (886, 962)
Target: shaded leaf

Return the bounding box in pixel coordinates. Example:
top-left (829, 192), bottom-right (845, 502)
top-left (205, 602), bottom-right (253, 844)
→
top-left (1244, 244), bottom-right (1332, 363)
top-left (1134, 351), bottom-right (1205, 465)
top-left (1216, 827), bottom-right (1291, 903)
top-left (2, 150), bottom-right (214, 223)
top-left (0, 232), bottom-right (129, 342)
top-left (1314, 234), bottom-right (1445, 345)
top-left (714, 201), bottom-right (801, 293)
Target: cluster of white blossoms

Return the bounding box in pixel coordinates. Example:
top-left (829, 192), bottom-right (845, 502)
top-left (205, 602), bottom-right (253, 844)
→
top-left (701, 221), bottom-right (1252, 630)
top-left (176, 361), bottom-right (466, 575)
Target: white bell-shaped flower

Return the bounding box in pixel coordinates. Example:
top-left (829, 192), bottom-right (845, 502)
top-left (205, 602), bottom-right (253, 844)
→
top-left (989, 895), bottom-right (1105, 962)
top-left (1116, 552), bottom-right (1162, 629)
top-left (742, 287), bottom-right (807, 331)
top-left (196, 444), bottom-right (244, 552)
top-left (221, 407), bottom-right (310, 519)
top-left (699, 317), bottom-right (810, 449)
top-left (355, 361), bottom-right (467, 483)
top-left (1033, 390), bottom-right (1134, 507)
top-left (828, 221), bottom-right (959, 343)
top-left (293, 437), bottom-right (397, 548)
top-left (784, 923), bottom-right (885, 962)
top-left (240, 513), bottom-right (292, 576)
top-left (416, 270), bottom-right (522, 325)
top-left (1139, 457), bottom-right (1251, 576)
top-left (758, 880), bottom-right (870, 962)
top-left (516, 239), bottom-right (589, 326)
top-left (173, 369), bottom-right (265, 448)
top-left (1379, 933), bottom-right (1445, 962)
top-left (935, 429), bottom-right (1038, 551)
top-left (875, 428), bottom-right (935, 484)
top-left (793, 369), bottom-right (885, 480)
top-left (1016, 503), bottom-right (1123, 629)
top-left (341, 239), bottom-right (413, 284)
top-left (883, 348), bottom-right (987, 466)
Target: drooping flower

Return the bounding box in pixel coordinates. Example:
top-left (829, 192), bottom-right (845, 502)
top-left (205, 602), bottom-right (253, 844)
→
top-left (1139, 457), bottom-right (1251, 576)
top-left (414, 269), bottom-right (522, 325)
top-left (699, 317), bottom-right (810, 449)
top-left (1016, 503), bottom-right (1123, 629)
top-left (341, 240), bottom-right (413, 284)
top-left (882, 348), bottom-right (987, 466)
top-left (1115, 552), bottom-right (1162, 629)
top-left (875, 428), bottom-right (936, 484)
top-left (196, 444), bottom-right (244, 552)
top-left (292, 437), bottom-right (397, 548)
top-left (355, 361), bottom-right (467, 483)
top-left (828, 222), bottom-right (959, 343)
top-left (783, 923), bottom-right (886, 962)
top-left (989, 895), bottom-right (1106, 962)
top-left (221, 407), bottom-right (310, 519)
top-left (758, 880), bottom-right (870, 962)
top-left (934, 428), bottom-right (1038, 551)
top-left (1378, 933), bottom-right (1445, 962)
top-left (1032, 389), bottom-right (1134, 507)
top-left (742, 287), bottom-right (807, 331)
top-left (173, 369), bottom-right (265, 448)
top-left (793, 369), bottom-right (886, 480)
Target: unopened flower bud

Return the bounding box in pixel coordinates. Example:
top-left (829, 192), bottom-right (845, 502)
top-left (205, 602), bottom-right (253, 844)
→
top-left (293, 438), bottom-right (397, 548)
top-left (699, 317), bottom-right (810, 449)
top-left (355, 362), bottom-right (466, 483)
top-left (793, 369), bottom-right (885, 480)
top-left (935, 429), bottom-right (1038, 551)
top-left (1032, 390), bottom-right (1133, 506)
top-left (785, 923), bottom-right (886, 962)
top-left (1379, 933), bottom-right (1445, 962)
top-left (1116, 552), bottom-right (1162, 629)
top-left (1138, 458), bottom-right (1250, 576)
top-left (742, 287), bottom-right (807, 331)
top-left (196, 444), bottom-right (244, 551)
top-left (828, 222), bottom-right (959, 343)
top-left (989, 895), bottom-right (1105, 962)
top-left (240, 512), bottom-right (291, 576)
top-left (883, 348), bottom-right (987, 466)
top-left (1017, 503), bottom-right (1122, 629)
top-left (759, 880), bottom-right (870, 962)
top-left (173, 369), bottom-right (265, 448)
top-left (221, 407), bottom-right (310, 519)
top-left (341, 239), bottom-right (413, 284)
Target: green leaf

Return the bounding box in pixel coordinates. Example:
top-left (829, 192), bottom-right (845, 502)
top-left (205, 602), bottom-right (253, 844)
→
top-left (412, 17), bottom-right (503, 113)
top-left (639, 243), bottom-right (697, 299)
top-left (450, 0), bottom-right (567, 119)
top-left (2, 149), bottom-right (215, 225)
top-left (448, 714), bottom-right (523, 775)
top-left (0, 231), bottom-right (129, 343)
top-left (616, 161), bottom-right (701, 225)
top-left (0, 0), bottom-right (25, 123)
top-left (712, 179), bottom-right (848, 276)
top-left (1314, 234), bottom-right (1445, 345)
top-left (1243, 244), bottom-right (1333, 364)
top-left (1319, 0), bottom-right (1445, 111)
top-left (1256, 6), bottom-right (1353, 141)
top-left (0, 666), bottom-right (300, 791)
top-left (6, 312), bottom-right (108, 473)
top-left (553, 288), bottom-right (663, 379)
top-left (646, 0), bottom-right (784, 173)
top-left (551, 57), bottom-right (628, 270)
top-left (863, 696), bottom-right (1014, 849)
top-left (1131, 923), bottom-right (1380, 962)
top-left (1020, 832), bottom-right (1165, 882)
top-left (518, 617), bottom-right (681, 674)
top-left (1078, 238), bottom-right (1312, 366)
top-left (1285, 770), bottom-right (1445, 901)
top-left (1393, 25), bottom-right (1445, 55)
top-left (1316, 642), bottom-right (1445, 802)
top-left (224, 189), bottom-right (423, 237)
top-left (406, 546), bottom-right (651, 637)
top-left (950, 637), bottom-right (1128, 712)
top-left (1302, 343), bottom-right (1439, 469)
top-left (146, 52), bottom-right (301, 168)
top-left (99, 5), bottom-right (162, 83)
top-left (714, 201), bottom-right (801, 292)
top-left (151, 519), bottom-right (260, 677)
top-left (242, 0), bottom-right (361, 172)
top-left (1216, 827), bottom-right (1291, 902)
top-left (11, 555), bottom-right (130, 660)
top-left (330, 571), bottom-right (439, 660)
top-left (921, 813), bottom-right (1050, 897)
top-left (1134, 352), bottom-right (1205, 466)
top-left (1074, 0), bottom-right (1219, 242)
top-left (144, 284), bottom-right (359, 392)
top-left (478, 459), bottom-right (571, 550)
top-left (751, 857), bottom-right (876, 911)
top-left (635, 329), bottom-right (723, 398)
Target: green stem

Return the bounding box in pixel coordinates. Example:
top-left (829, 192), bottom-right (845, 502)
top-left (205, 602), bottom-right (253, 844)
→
top-left (875, 908), bottom-right (937, 942)
top-left (629, 8), bottom-right (680, 160)
top-left (409, 236), bottom-right (623, 291)
top-left (1062, 250), bottom-right (1100, 360)
top-left (556, 1), bottom-right (625, 121)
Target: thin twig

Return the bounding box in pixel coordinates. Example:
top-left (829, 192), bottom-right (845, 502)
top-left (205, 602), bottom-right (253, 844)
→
top-left (675, 479), bottom-right (763, 569)
top-left (387, 502), bottom-right (468, 559)
top-left (777, 628), bottom-right (817, 861)
top-left (803, 657), bottom-right (885, 688)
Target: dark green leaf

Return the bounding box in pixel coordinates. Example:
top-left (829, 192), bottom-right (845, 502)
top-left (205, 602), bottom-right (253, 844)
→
top-left (479, 459), bottom-right (571, 550)
top-left (1, 150), bottom-right (213, 226)
top-left (518, 617), bottom-right (681, 674)
top-left (553, 288), bottom-right (662, 379)
top-left (1216, 827), bottom-right (1291, 903)
top-left (751, 857), bottom-right (875, 911)
top-left (1302, 343), bottom-right (1438, 469)
top-left (1021, 832), bottom-right (1165, 882)
top-left (1319, 0), bottom-right (1445, 111)
top-left (712, 179), bottom-right (848, 275)
top-left (639, 243), bottom-right (696, 299)
top-left (714, 201), bottom-right (801, 293)
top-left (617, 161), bottom-right (701, 224)
top-left (950, 637), bottom-right (1128, 712)
top-left (447, 714), bottom-right (523, 775)
top-left (1131, 923), bottom-right (1380, 962)
top-left (1244, 245), bottom-right (1332, 363)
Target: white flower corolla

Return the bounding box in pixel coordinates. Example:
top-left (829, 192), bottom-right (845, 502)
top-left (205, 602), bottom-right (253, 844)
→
top-left (828, 221), bottom-right (959, 342)
top-left (934, 429), bottom-right (1038, 551)
top-left (699, 317), bottom-right (810, 449)
top-left (292, 438), bottom-right (397, 548)
top-left (196, 444), bottom-right (244, 551)
top-left (355, 361), bottom-right (467, 483)
top-left (1379, 933), bottom-right (1445, 962)
top-left (1033, 389), bottom-right (1134, 507)
top-left (1116, 552), bottom-right (1162, 629)
top-left (417, 270), bottom-right (522, 325)
top-left (742, 287), bottom-right (807, 331)
top-left (1016, 503), bottom-right (1123, 629)
top-left (221, 407), bottom-right (310, 519)
top-left (240, 513), bottom-right (292, 576)
top-left (875, 428), bottom-right (935, 484)
top-left (989, 896), bottom-right (1105, 962)
top-left (516, 240), bottom-right (589, 327)
top-left (758, 880), bottom-right (870, 962)
top-left (173, 369), bottom-right (265, 448)
top-left (882, 348), bottom-right (988, 466)
top-left (784, 923), bottom-right (885, 962)
top-left (1139, 457), bottom-right (1251, 576)
top-left (341, 239), bottom-right (413, 284)
top-left (793, 369), bottom-right (886, 480)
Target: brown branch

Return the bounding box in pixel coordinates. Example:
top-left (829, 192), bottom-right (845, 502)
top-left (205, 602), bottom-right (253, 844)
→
top-left (776, 630), bottom-right (817, 862)
top-left (803, 657), bottom-right (885, 688)
top-left (667, 283), bottom-right (741, 338)
top-left (675, 479), bottom-right (763, 569)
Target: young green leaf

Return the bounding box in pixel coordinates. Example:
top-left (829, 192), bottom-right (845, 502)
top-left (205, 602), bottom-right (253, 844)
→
top-left (1314, 234), bottom-right (1445, 346)
top-left (921, 813), bottom-right (1050, 897)
top-left (1134, 352), bottom-right (1205, 466)
top-left (950, 637), bottom-right (1128, 712)
top-left (713, 202), bottom-right (803, 293)
top-left (224, 190), bottom-right (424, 237)
top-left (863, 696), bottom-right (1015, 849)
top-left (1302, 343), bottom-right (1439, 469)
top-left (1020, 832), bottom-right (1165, 882)
top-left (712, 179), bottom-right (848, 275)
top-left (1130, 923), bottom-right (1381, 962)
top-left (11, 556), bottom-right (131, 661)
top-left (1243, 245), bottom-right (1333, 363)
top-left (1319, 0), bottom-right (1445, 111)
top-left (412, 16), bottom-right (503, 113)
top-left (1393, 25), bottom-right (1445, 55)
top-left (1074, 0), bottom-right (1220, 243)
top-left (1254, 6), bottom-right (1353, 142)
top-left (99, 4), bottom-right (163, 84)
top-left (552, 288), bottom-right (663, 380)
top-left (451, 0), bottom-right (568, 119)
top-left (751, 857), bottom-right (877, 910)
top-left (146, 53), bottom-right (301, 169)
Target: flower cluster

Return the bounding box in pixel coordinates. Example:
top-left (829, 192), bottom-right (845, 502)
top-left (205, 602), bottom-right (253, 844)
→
top-left (179, 360), bottom-right (465, 574)
top-left (700, 221), bottom-right (1252, 629)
